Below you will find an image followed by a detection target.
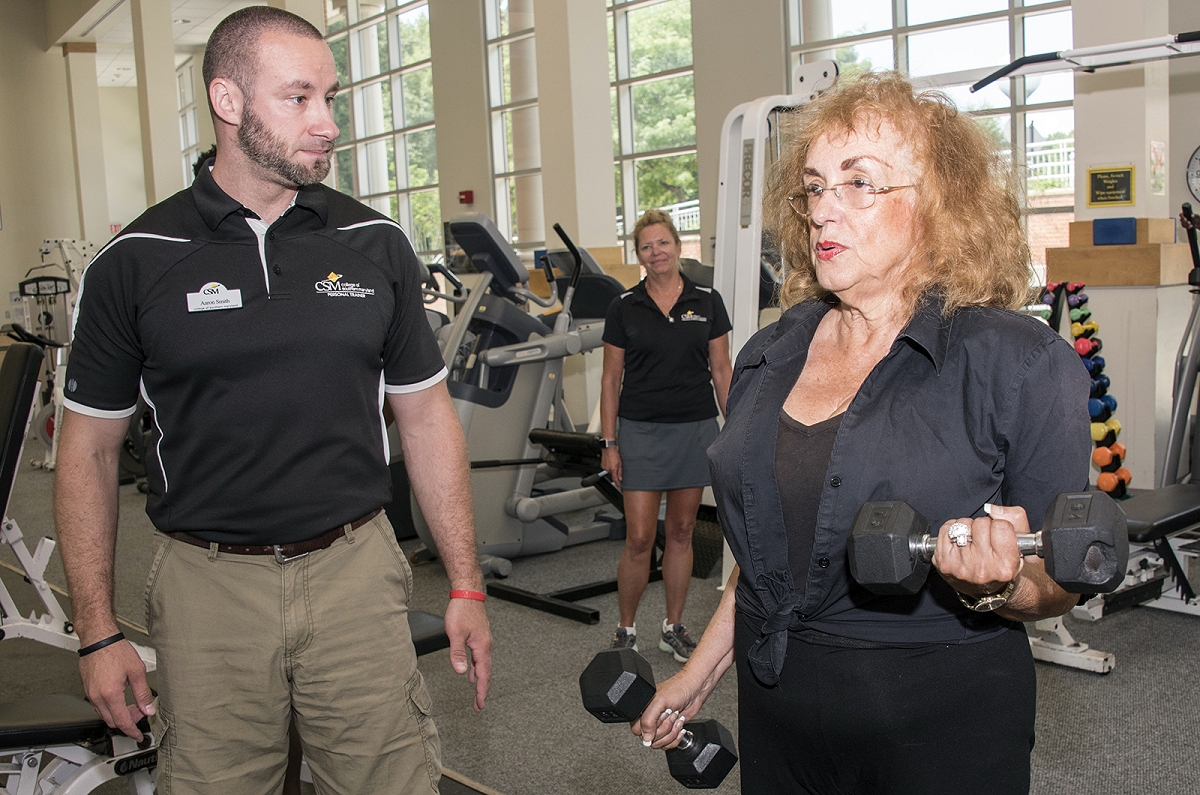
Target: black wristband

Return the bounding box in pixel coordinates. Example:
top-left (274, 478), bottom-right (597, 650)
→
top-left (78, 632), bottom-right (125, 657)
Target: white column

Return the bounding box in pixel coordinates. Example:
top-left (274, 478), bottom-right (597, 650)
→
top-left (131, 0), bottom-right (183, 204)
top-left (268, 0), bottom-right (326, 32)
top-left (1074, 0), bottom-right (1171, 221)
top-left (530, 0), bottom-right (616, 250)
top-left (692, 0), bottom-right (788, 265)
top-left (63, 42), bottom-right (111, 245)
top-left (429, 0), bottom-right (495, 221)
top-left (1169, 0), bottom-right (1200, 215)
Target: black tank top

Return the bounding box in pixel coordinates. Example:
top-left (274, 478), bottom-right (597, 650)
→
top-left (775, 410), bottom-right (843, 596)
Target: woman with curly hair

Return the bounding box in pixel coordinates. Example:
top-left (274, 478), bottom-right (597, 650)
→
top-left (630, 71), bottom-right (1089, 794)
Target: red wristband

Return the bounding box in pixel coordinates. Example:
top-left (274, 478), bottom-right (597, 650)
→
top-left (450, 589), bottom-right (487, 602)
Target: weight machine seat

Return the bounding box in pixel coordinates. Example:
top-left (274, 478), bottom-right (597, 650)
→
top-left (409, 610), bottom-right (450, 657)
top-left (1121, 483), bottom-right (1200, 543)
top-left (528, 428), bottom-right (602, 457)
top-left (0, 694), bottom-right (108, 751)
top-left (552, 273), bottom-right (627, 321)
top-left (448, 214), bottom-right (529, 300)
top-left (0, 343), bottom-right (44, 518)
top-left (425, 308), bottom-right (451, 334)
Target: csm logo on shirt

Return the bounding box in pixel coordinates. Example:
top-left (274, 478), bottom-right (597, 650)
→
top-left (315, 271), bottom-right (376, 298)
top-left (679, 310), bottom-right (707, 322)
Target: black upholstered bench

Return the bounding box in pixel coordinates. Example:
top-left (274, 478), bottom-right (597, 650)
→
top-left (409, 609), bottom-right (450, 656)
top-left (0, 694), bottom-right (108, 752)
top-left (1122, 483), bottom-right (1200, 542)
top-left (1109, 483), bottom-right (1200, 606)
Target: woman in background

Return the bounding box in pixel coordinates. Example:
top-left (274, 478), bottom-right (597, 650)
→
top-left (600, 209), bottom-right (732, 662)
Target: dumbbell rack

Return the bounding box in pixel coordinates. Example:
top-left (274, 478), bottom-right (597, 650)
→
top-left (1024, 282), bottom-right (1117, 674)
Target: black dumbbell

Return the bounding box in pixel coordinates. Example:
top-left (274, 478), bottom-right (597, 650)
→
top-left (579, 648), bottom-right (737, 789)
top-left (846, 491), bottom-right (1129, 595)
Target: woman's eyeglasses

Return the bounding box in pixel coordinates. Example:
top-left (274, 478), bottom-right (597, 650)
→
top-left (787, 179), bottom-right (915, 216)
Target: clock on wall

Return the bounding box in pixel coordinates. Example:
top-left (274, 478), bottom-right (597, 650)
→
top-left (1188, 144), bottom-right (1200, 203)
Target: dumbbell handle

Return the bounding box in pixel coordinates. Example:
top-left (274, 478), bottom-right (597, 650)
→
top-left (913, 531), bottom-right (1042, 561)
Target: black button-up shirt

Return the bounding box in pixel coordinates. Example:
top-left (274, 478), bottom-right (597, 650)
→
top-left (708, 297), bottom-right (1090, 685)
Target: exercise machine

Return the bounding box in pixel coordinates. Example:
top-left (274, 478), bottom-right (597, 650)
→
top-left (8, 239), bottom-right (92, 473)
top-left (483, 428), bottom-right (657, 623)
top-left (406, 214), bottom-right (626, 578)
top-left (0, 341), bottom-right (159, 794)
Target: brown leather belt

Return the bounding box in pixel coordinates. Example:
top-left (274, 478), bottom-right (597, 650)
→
top-left (169, 508), bottom-right (382, 564)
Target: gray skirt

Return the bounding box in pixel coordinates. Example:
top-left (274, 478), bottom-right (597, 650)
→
top-left (618, 417), bottom-right (719, 491)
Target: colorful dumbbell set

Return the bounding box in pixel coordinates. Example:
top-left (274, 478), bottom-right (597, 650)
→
top-left (1040, 282), bottom-right (1130, 498)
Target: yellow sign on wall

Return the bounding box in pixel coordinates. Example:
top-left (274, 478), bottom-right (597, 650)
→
top-left (1087, 166), bottom-right (1136, 207)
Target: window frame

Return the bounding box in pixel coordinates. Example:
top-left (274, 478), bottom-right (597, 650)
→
top-left (785, 0), bottom-right (1075, 271)
top-left (326, 0), bottom-right (443, 258)
top-left (610, 0), bottom-right (700, 261)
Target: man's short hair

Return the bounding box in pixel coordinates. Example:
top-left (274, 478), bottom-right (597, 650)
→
top-left (202, 6), bottom-right (324, 111)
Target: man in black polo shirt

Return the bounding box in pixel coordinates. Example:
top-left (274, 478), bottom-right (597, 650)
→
top-left (53, 8), bottom-right (490, 794)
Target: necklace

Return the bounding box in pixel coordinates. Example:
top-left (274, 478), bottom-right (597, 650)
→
top-left (648, 274), bottom-right (683, 320)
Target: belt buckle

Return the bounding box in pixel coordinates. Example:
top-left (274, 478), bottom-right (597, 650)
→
top-left (273, 545), bottom-right (309, 565)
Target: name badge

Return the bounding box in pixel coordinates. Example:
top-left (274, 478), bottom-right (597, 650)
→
top-left (187, 282), bottom-right (243, 312)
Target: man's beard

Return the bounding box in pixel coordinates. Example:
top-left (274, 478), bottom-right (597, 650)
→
top-left (236, 103), bottom-right (330, 186)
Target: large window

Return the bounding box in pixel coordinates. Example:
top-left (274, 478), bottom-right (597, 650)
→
top-left (789, 0), bottom-right (1074, 276)
top-left (325, 0), bottom-right (442, 258)
top-left (178, 57), bottom-right (201, 188)
top-left (484, 0), bottom-right (542, 249)
top-left (609, 0), bottom-right (699, 261)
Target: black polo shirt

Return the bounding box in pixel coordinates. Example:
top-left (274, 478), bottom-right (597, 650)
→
top-left (602, 273), bottom-right (731, 423)
top-left (65, 164), bottom-right (446, 544)
top-left (709, 297), bottom-right (1090, 685)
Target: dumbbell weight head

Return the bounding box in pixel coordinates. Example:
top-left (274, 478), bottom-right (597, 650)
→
top-left (846, 501), bottom-right (931, 595)
top-left (1039, 492), bottom-right (1129, 592)
top-left (1092, 446), bottom-right (1121, 470)
top-left (580, 648), bottom-right (656, 723)
top-left (666, 719), bottom-right (739, 789)
top-left (1088, 399), bottom-right (1111, 421)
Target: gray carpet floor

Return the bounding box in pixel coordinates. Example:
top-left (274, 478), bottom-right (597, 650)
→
top-left (3, 446), bottom-right (1199, 794)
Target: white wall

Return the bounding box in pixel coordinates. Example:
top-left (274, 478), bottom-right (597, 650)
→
top-left (0, 0), bottom-right (83, 299)
top-left (1170, 0), bottom-right (1200, 216)
top-left (692, 0), bottom-right (788, 266)
top-left (99, 87), bottom-right (147, 231)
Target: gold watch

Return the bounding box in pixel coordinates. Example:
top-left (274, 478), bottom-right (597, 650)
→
top-left (956, 578), bottom-right (1018, 612)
